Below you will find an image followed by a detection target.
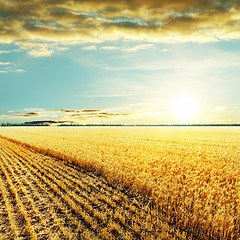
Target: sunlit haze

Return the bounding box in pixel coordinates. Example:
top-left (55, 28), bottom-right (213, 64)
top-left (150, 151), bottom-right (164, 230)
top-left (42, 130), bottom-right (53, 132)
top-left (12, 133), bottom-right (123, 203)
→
top-left (171, 95), bottom-right (198, 122)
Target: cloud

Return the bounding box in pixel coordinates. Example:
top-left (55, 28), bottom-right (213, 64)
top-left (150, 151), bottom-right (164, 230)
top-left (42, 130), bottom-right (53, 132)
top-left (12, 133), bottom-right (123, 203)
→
top-left (82, 45), bottom-right (97, 51)
top-left (16, 41), bottom-right (68, 57)
top-left (9, 112), bottom-right (43, 118)
top-left (1, 0), bottom-right (240, 55)
top-left (81, 109), bottom-right (101, 112)
top-left (85, 93), bottom-right (131, 97)
top-left (100, 46), bottom-right (120, 50)
top-left (0, 112), bottom-right (43, 119)
top-left (0, 60), bottom-right (25, 73)
top-left (0, 51), bottom-right (10, 54)
top-left (122, 44), bottom-right (155, 52)
top-left (50, 109), bottom-right (101, 113)
top-left (1, 108), bottom-right (130, 123)
top-left (24, 120), bottom-right (75, 125)
top-left (0, 62), bottom-right (13, 65)
top-left (70, 112), bottom-right (131, 119)
top-left (24, 108), bottom-right (46, 112)
top-left (14, 69), bottom-right (26, 73)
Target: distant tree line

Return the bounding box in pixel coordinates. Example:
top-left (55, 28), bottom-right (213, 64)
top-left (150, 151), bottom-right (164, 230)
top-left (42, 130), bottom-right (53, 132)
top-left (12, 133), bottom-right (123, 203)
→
top-left (0, 123), bottom-right (50, 126)
top-left (58, 123), bottom-right (240, 127)
top-left (1, 123), bottom-right (240, 127)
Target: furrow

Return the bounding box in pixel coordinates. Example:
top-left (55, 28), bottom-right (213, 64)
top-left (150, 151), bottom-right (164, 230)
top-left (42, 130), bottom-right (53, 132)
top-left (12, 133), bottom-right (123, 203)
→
top-left (0, 172), bottom-right (16, 240)
top-left (13, 142), bottom-right (179, 238)
top-left (11, 140), bottom-right (117, 196)
top-left (28, 147), bottom-right (154, 216)
top-left (0, 141), bottom-right (98, 240)
top-left (2, 137), bottom-right (143, 239)
top-left (0, 146), bottom-right (66, 239)
top-left (0, 135), bottom-right (196, 239)
top-left (11, 146), bottom-right (118, 238)
top-left (13, 142), bottom-right (149, 215)
top-left (0, 187), bottom-right (12, 239)
top-left (7, 139), bottom-right (158, 238)
top-left (4, 144), bottom-right (100, 239)
top-left (0, 156), bottom-right (32, 239)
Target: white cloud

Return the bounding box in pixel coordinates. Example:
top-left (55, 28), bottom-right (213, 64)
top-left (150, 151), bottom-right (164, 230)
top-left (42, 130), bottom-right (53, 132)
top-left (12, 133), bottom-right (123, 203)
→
top-left (16, 41), bottom-right (68, 57)
top-left (82, 45), bottom-right (97, 51)
top-left (24, 108), bottom-right (46, 112)
top-left (0, 51), bottom-right (10, 54)
top-left (100, 46), bottom-right (120, 50)
top-left (0, 62), bottom-right (13, 65)
top-left (14, 69), bottom-right (26, 73)
top-left (122, 44), bottom-right (155, 52)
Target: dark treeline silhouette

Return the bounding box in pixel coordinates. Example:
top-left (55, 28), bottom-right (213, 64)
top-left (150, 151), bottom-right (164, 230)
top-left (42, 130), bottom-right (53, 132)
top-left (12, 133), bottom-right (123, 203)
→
top-left (0, 123), bottom-right (50, 126)
top-left (58, 123), bottom-right (240, 127)
top-left (0, 122), bottom-right (240, 127)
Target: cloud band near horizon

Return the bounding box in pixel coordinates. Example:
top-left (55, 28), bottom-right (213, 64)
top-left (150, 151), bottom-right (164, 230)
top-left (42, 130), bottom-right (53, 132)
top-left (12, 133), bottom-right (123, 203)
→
top-left (0, 109), bottom-right (132, 123)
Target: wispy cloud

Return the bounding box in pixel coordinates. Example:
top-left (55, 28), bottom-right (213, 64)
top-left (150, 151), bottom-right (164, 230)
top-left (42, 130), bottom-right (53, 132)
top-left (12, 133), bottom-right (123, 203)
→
top-left (85, 93), bottom-right (131, 98)
top-left (50, 109), bottom-right (101, 113)
top-left (0, 51), bottom-right (10, 54)
top-left (0, 62), bottom-right (13, 65)
top-left (100, 46), bottom-right (120, 51)
top-left (82, 45), bottom-right (97, 51)
top-left (0, 60), bottom-right (26, 73)
top-left (84, 44), bottom-right (155, 52)
top-left (122, 44), bottom-right (155, 52)
top-left (24, 108), bottom-right (46, 112)
top-left (14, 69), bottom-right (26, 73)
top-left (1, 0), bottom-right (240, 55)
top-left (0, 108), bottom-right (131, 123)
top-left (24, 120), bottom-right (75, 125)
top-left (5, 112), bottom-right (43, 118)
top-left (16, 41), bottom-right (68, 57)
top-left (0, 67), bottom-right (26, 73)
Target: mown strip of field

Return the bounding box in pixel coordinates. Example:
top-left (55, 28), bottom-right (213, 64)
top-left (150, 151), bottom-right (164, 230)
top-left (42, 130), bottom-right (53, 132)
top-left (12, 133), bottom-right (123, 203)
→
top-left (0, 136), bottom-right (194, 239)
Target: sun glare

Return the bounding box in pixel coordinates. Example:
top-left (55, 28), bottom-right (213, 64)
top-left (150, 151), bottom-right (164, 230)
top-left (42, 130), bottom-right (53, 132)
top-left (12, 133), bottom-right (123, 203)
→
top-left (171, 95), bottom-right (197, 121)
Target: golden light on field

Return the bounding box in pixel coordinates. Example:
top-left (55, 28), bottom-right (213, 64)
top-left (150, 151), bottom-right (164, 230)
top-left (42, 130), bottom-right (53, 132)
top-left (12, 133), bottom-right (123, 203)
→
top-left (0, 127), bottom-right (240, 239)
top-left (171, 95), bottom-right (198, 121)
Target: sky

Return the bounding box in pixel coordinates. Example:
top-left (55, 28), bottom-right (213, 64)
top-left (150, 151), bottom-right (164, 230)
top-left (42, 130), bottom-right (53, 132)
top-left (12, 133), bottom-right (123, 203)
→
top-left (0, 0), bottom-right (240, 125)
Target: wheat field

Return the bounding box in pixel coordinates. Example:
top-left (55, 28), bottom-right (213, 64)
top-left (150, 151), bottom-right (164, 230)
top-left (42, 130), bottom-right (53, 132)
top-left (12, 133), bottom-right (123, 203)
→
top-left (0, 135), bottom-right (190, 239)
top-left (0, 126), bottom-right (240, 239)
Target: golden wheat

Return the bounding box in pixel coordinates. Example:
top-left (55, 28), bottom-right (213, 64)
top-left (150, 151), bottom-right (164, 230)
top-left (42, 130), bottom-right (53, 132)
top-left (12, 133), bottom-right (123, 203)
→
top-left (0, 134), bottom-right (192, 239)
top-left (0, 126), bottom-right (239, 239)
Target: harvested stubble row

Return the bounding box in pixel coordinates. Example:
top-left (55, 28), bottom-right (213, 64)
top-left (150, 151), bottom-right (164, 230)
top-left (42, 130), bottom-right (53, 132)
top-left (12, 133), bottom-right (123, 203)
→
top-left (0, 135), bottom-right (191, 239)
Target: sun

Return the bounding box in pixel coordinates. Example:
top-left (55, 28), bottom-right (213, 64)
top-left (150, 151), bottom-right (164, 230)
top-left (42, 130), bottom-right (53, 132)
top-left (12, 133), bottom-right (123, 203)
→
top-left (171, 95), bottom-right (197, 122)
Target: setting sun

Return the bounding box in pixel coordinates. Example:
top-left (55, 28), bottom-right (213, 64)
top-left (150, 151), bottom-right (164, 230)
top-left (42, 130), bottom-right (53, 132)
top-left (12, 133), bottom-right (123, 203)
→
top-left (171, 95), bottom-right (197, 121)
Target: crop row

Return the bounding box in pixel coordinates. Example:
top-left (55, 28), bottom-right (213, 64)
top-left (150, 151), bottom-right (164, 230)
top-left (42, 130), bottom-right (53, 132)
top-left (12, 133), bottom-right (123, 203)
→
top-left (0, 136), bottom-right (191, 239)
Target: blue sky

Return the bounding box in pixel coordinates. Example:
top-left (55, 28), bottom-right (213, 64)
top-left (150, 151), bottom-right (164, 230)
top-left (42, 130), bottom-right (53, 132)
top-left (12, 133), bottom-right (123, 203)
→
top-left (0, 0), bottom-right (240, 124)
